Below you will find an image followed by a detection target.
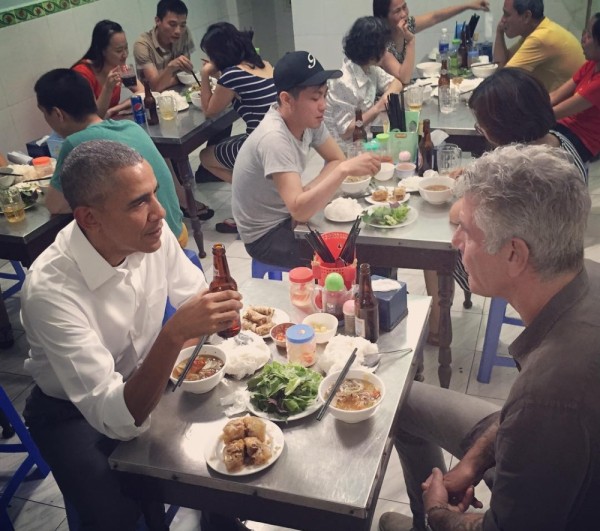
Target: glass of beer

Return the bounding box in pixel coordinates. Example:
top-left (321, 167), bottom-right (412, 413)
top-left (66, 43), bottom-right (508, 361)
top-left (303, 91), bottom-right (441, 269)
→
top-left (0, 187), bottom-right (26, 223)
top-left (119, 64), bottom-right (138, 90)
top-left (158, 95), bottom-right (177, 121)
top-left (405, 86), bottom-right (424, 111)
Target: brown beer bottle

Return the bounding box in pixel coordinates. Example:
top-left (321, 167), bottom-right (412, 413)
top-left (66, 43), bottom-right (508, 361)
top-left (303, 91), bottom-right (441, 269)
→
top-left (143, 81), bottom-right (159, 126)
top-left (438, 57), bottom-right (450, 88)
top-left (458, 26), bottom-right (468, 69)
top-left (353, 108), bottom-right (368, 143)
top-left (209, 243), bottom-right (241, 338)
top-left (418, 119), bottom-right (434, 176)
top-left (355, 263), bottom-right (379, 342)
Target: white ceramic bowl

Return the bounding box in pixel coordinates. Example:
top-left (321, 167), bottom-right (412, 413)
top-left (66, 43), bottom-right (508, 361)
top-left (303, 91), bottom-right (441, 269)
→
top-left (190, 91), bottom-right (202, 110)
top-left (269, 322), bottom-right (295, 348)
top-left (373, 162), bottom-right (395, 182)
top-left (416, 62), bottom-right (441, 78)
top-left (418, 175), bottom-right (455, 205)
top-left (340, 175), bottom-right (371, 196)
top-left (318, 369), bottom-right (385, 423)
top-left (471, 62), bottom-right (497, 79)
top-left (169, 345), bottom-right (226, 394)
top-left (176, 71), bottom-right (200, 85)
top-left (395, 162), bottom-right (416, 180)
top-left (302, 313), bottom-right (338, 344)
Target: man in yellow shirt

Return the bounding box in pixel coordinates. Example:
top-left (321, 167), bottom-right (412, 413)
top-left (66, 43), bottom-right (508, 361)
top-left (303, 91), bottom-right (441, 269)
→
top-left (493, 0), bottom-right (584, 92)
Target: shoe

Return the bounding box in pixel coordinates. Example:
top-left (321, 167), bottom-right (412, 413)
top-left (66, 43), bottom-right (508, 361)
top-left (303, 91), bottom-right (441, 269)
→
top-left (379, 512), bottom-right (416, 531)
top-left (0, 326), bottom-right (14, 350)
top-left (181, 202), bottom-right (215, 221)
top-left (195, 165), bottom-right (221, 183)
top-left (200, 511), bottom-right (252, 530)
top-left (216, 218), bottom-right (238, 234)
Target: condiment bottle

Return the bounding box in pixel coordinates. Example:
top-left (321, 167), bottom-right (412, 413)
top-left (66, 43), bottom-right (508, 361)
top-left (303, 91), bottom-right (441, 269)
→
top-left (353, 108), bottom-right (368, 143)
top-left (209, 243), bottom-right (240, 338)
top-left (375, 133), bottom-right (392, 163)
top-left (143, 81), bottom-right (159, 125)
top-left (343, 299), bottom-right (356, 336)
top-left (322, 272), bottom-right (347, 322)
top-left (289, 266), bottom-right (315, 312)
top-left (418, 119), bottom-right (434, 176)
top-left (286, 324), bottom-right (317, 367)
top-left (355, 263), bottom-right (379, 342)
top-left (32, 156), bottom-right (53, 178)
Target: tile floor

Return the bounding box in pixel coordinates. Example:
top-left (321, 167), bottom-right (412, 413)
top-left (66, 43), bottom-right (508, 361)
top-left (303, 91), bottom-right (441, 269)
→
top-left (2, 124), bottom-right (600, 530)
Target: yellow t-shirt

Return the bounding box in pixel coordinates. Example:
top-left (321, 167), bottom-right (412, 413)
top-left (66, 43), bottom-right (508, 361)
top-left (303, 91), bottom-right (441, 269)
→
top-left (507, 17), bottom-right (585, 92)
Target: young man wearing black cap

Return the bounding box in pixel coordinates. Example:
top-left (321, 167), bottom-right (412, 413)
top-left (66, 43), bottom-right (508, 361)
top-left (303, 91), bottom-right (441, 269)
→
top-left (231, 50), bottom-right (381, 268)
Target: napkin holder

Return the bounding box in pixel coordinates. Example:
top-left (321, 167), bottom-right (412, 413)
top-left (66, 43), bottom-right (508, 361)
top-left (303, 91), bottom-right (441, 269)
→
top-left (372, 275), bottom-right (408, 332)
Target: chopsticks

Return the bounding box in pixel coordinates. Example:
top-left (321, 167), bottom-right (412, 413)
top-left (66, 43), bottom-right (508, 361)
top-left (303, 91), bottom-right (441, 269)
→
top-left (190, 70), bottom-right (202, 87)
top-left (172, 335), bottom-right (208, 391)
top-left (306, 223), bottom-right (336, 263)
top-left (338, 216), bottom-right (362, 265)
top-left (317, 348), bottom-right (357, 421)
top-left (0, 170), bottom-right (23, 176)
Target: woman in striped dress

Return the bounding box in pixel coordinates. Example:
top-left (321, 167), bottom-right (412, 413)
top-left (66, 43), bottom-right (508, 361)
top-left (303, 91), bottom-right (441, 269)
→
top-left (199, 23), bottom-right (276, 232)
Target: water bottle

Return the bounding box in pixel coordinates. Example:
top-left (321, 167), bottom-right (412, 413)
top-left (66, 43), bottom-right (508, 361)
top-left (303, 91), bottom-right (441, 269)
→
top-left (439, 28), bottom-right (449, 58)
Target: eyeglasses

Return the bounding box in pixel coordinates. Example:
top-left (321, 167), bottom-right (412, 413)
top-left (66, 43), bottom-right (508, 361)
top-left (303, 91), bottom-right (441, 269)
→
top-left (474, 122), bottom-right (485, 136)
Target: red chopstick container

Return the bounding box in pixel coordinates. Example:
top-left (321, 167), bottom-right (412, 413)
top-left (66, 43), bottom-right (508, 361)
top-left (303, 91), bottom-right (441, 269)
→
top-left (311, 232), bottom-right (356, 290)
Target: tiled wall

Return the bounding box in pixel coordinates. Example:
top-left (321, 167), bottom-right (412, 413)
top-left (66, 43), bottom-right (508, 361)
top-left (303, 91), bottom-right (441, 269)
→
top-left (291, 0), bottom-right (592, 70)
top-left (0, 0), bottom-right (241, 154)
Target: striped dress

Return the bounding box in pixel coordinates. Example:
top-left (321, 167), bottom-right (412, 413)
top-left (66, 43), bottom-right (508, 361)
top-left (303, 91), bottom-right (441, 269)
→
top-left (214, 66), bottom-right (277, 170)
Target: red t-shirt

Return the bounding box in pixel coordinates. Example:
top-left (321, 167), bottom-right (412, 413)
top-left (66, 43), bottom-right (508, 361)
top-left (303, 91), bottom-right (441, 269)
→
top-left (72, 61), bottom-right (121, 108)
top-left (559, 60), bottom-right (600, 157)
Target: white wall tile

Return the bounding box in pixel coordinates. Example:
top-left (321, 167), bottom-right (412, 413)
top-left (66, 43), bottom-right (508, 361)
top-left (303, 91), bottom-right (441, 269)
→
top-left (10, 96), bottom-right (52, 150)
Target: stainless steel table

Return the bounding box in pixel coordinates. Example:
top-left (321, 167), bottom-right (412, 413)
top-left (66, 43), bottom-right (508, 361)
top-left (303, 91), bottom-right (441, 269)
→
top-left (419, 98), bottom-right (488, 156)
top-left (109, 278), bottom-right (431, 531)
top-left (296, 194), bottom-right (457, 388)
top-left (0, 202), bottom-right (71, 266)
top-left (143, 104), bottom-right (239, 258)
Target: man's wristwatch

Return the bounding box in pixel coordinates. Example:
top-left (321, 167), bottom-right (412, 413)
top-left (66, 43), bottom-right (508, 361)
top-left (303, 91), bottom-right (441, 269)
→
top-left (424, 505), bottom-right (450, 530)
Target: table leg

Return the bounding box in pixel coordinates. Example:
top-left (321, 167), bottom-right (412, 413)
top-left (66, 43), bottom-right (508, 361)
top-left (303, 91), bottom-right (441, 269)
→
top-left (437, 271), bottom-right (453, 388)
top-left (171, 157), bottom-right (206, 258)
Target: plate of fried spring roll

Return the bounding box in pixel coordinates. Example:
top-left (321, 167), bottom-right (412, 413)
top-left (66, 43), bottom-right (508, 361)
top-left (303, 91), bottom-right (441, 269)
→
top-left (241, 305), bottom-right (290, 339)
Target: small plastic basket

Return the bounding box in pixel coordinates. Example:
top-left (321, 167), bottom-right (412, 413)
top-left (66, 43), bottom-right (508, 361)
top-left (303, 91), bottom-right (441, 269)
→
top-left (311, 231), bottom-right (356, 290)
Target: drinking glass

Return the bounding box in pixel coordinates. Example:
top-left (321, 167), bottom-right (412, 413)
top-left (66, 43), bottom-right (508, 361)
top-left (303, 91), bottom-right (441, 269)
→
top-left (405, 86), bottom-right (424, 111)
top-left (438, 86), bottom-right (454, 114)
top-left (158, 95), bottom-right (177, 121)
top-left (0, 188), bottom-right (26, 223)
top-left (437, 144), bottom-right (462, 174)
top-left (119, 64), bottom-right (137, 90)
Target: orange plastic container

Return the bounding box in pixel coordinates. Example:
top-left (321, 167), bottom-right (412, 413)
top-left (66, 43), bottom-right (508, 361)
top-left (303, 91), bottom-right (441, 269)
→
top-left (311, 231), bottom-right (356, 290)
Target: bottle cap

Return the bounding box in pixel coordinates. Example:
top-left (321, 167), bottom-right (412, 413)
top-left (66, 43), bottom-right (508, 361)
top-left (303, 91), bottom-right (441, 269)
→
top-left (286, 324), bottom-right (315, 344)
top-left (324, 272), bottom-right (344, 292)
top-left (376, 133), bottom-right (390, 142)
top-left (289, 267), bottom-right (314, 284)
top-left (343, 299), bottom-right (355, 315)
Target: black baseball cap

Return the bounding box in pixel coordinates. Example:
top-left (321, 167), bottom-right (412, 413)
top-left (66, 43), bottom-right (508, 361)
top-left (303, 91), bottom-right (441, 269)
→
top-left (274, 51), bottom-right (342, 94)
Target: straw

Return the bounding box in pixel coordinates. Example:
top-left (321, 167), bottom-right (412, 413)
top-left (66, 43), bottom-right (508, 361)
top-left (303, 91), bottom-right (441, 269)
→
top-left (172, 335), bottom-right (208, 391)
top-left (316, 348), bottom-right (357, 421)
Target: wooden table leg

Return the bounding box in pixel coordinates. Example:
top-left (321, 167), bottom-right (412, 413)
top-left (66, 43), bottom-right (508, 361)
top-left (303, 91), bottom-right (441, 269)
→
top-left (437, 271), bottom-right (454, 388)
top-left (172, 157), bottom-right (206, 258)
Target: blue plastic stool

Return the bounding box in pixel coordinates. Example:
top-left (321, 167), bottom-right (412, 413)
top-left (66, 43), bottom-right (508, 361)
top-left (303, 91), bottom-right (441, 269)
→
top-left (477, 298), bottom-right (523, 383)
top-left (251, 259), bottom-right (290, 281)
top-left (0, 386), bottom-right (51, 531)
top-left (163, 248), bottom-right (204, 324)
top-left (0, 262), bottom-right (26, 300)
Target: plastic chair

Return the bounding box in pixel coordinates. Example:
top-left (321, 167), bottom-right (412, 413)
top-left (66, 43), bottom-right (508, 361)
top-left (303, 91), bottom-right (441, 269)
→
top-left (163, 249), bottom-right (204, 324)
top-left (0, 262), bottom-right (26, 300)
top-left (251, 259), bottom-right (290, 281)
top-left (477, 298), bottom-right (523, 383)
top-left (0, 386), bottom-right (51, 531)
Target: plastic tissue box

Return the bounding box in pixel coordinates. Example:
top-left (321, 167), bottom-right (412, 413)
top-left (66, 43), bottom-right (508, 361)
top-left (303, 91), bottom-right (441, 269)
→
top-left (372, 275), bottom-right (408, 332)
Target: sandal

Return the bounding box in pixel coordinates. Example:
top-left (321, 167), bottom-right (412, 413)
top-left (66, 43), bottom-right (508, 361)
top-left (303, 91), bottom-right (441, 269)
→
top-left (180, 201), bottom-right (215, 221)
top-left (216, 218), bottom-right (238, 234)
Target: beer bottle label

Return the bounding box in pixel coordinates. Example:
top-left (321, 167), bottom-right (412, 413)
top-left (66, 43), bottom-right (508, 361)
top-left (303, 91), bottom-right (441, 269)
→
top-left (355, 317), bottom-right (365, 338)
top-left (356, 120), bottom-right (364, 128)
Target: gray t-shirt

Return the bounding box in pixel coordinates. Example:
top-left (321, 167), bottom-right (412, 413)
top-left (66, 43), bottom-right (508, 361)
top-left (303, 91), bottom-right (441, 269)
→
top-left (232, 105), bottom-right (330, 244)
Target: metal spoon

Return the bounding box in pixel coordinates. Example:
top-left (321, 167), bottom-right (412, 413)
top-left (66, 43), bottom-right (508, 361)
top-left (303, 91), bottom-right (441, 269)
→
top-left (362, 348), bottom-right (413, 369)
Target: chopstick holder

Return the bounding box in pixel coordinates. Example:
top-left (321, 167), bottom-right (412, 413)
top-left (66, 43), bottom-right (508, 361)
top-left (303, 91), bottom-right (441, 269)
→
top-left (316, 348), bottom-right (358, 421)
top-left (172, 335), bottom-right (208, 391)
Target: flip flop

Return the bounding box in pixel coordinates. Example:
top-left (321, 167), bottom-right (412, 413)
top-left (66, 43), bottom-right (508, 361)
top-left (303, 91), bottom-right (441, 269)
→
top-left (181, 202), bottom-right (215, 221)
top-left (216, 218), bottom-right (238, 234)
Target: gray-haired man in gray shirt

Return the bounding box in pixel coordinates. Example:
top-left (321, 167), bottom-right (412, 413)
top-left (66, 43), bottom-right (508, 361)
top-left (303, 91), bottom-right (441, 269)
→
top-left (381, 143), bottom-right (600, 531)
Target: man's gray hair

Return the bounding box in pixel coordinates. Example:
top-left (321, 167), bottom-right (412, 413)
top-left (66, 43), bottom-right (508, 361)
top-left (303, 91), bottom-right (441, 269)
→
top-left (61, 140), bottom-right (143, 209)
top-left (455, 144), bottom-right (590, 278)
top-left (513, 0), bottom-right (544, 19)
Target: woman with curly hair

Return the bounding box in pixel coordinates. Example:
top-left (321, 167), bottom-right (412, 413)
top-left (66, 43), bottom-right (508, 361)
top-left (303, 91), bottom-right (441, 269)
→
top-left (373, 0), bottom-right (490, 84)
top-left (324, 16), bottom-right (402, 149)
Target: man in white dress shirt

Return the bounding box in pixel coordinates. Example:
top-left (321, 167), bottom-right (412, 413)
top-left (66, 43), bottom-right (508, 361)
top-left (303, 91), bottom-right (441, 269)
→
top-left (21, 140), bottom-right (242, 530)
